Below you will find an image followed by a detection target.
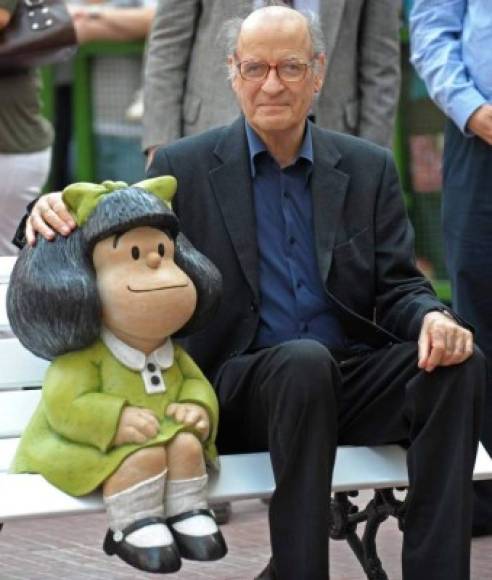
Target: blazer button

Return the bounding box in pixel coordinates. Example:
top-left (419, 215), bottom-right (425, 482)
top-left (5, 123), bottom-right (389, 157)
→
top-left (229, 350), bottom-right (238, 358)
top-left (250, 301), bottom-right (258, 313)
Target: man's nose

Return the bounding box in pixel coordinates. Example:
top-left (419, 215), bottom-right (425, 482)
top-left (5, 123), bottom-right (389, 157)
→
top-left (261, 67), bottom-right (284, 93)
top-left (146, 251), bottom-right (162, 269)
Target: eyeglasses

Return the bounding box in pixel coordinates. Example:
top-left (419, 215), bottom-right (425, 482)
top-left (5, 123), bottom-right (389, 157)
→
top-left (235, 59), bottom-right (315, 82)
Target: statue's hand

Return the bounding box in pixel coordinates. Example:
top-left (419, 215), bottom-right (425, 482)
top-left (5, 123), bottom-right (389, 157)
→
top-left (113, 406), bottom-right (160, 446)
top-left (166, 402), bottom-right (210, 442)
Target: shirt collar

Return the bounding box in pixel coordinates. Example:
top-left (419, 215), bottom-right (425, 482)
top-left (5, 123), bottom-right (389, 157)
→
top-left (101, 327), bottom-right (174, 372)
top-left (245, 120), bottom-right (314, 177)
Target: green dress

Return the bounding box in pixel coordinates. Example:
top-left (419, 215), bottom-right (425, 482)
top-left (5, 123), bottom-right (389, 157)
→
top-left (11, 339), bottom-right (219, 496)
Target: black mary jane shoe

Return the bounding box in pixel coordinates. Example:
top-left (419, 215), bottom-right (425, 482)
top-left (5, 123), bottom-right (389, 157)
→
top-left (167, 508), bottom-right (228, 561)
top-left (103, 516), bottom-right (181, 573)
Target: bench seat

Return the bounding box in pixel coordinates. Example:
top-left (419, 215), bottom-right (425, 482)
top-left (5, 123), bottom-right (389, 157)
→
top-left (2, 439), bottom-right (492, 523)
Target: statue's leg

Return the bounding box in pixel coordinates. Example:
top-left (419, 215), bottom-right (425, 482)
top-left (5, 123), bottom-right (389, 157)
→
top-left (102, 446), bottom-right (181, 573)
top-left (165, 432), bottom-right (227, 561)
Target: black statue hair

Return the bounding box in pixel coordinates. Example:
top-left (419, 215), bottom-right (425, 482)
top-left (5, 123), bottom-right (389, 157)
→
top-left (7, 186), bottom-right (222, 360)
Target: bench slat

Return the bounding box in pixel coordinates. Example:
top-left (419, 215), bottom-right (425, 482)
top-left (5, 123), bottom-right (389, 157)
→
top-left (0, 284), bottom-right (8, 332)
top-left (0, 390), bottom-right (42, 439)
top-left (2, 443), bottom-right (492, 523)
top-left (0, 257), bottom-right (15, 333)
top-left (0, 338), bottom-right (49, 390)
top-left (0, 256), bottom-right (16, 283)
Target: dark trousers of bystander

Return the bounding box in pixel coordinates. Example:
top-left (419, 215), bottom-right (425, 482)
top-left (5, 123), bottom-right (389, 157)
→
top-left (214, 339), bottom-right (485, 580)
top-left (443, 119), bottom-right (492, 536)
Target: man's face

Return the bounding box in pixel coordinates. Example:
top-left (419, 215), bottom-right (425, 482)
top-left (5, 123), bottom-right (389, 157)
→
top-left (230, 13), bottom-right (325, 138)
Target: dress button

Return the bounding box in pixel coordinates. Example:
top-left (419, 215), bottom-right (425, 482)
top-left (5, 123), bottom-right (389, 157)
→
top-left (147, 363), bottom-right (156, 372)
top-left (289, 236), bottom-right (295, 245)
top-left (151, 375), bottom-right (160, 385)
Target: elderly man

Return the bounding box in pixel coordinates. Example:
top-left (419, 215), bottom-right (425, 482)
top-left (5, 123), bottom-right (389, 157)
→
top-left (22, 6), bottom-right (486, 580)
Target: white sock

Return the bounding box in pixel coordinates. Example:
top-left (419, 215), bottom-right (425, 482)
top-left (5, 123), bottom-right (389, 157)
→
top-left (125, 523), bottom-right (174, 548)
top-left (104, 471), bottom-right (168, 547)
top-left (166, 474), bottom-right (218, 537)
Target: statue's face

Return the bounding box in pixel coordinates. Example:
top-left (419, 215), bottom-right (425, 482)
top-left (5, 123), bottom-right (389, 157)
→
top-left (92, 226), bottom-right (197, 347)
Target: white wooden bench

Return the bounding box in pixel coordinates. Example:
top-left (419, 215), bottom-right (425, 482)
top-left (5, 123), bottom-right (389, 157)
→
top-left (1, 256), bottom-right (492, 579)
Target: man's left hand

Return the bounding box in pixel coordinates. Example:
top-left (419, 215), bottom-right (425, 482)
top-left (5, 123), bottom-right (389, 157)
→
top-left (418, 311), bottom-right (474, 372)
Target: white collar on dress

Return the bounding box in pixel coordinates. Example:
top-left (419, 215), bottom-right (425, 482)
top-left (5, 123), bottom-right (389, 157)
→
top-left (101, 327), bottom-right (174, 371)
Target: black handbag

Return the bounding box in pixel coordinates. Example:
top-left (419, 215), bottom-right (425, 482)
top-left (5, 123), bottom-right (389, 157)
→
top-left (0, 0), bottom-right (77, 70)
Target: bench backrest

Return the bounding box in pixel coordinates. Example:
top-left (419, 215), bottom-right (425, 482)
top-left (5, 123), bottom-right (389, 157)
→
top-left (0, 256), bottom-right (15, 333)
top-left (0, 257), bottom-right (48, 439)
top-left (0, 339), bottom-right (47, 438)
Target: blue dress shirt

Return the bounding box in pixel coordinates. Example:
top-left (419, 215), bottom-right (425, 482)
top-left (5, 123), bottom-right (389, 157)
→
top-left (410, 0), bottom-right (492, 133)
top-left (245, 122), bottom-right (348, 351)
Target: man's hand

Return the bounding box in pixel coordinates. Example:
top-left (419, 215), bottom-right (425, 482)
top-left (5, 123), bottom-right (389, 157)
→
top-left (112, 406), bottom-right (160, 447)
top-left (166, 402), bottom-right (210, 442)
top-left (418, 311), bottom-right (474, 372)
top-left (467, 104), bottom-right (492, 146)
top-left (26, 192), bottom-right (76, 246)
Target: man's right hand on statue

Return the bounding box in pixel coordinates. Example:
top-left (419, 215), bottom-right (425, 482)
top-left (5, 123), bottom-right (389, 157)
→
top-left (113, 406), bottom-right (160, 447)
top-left (26, 192), bottom-right (76, 246)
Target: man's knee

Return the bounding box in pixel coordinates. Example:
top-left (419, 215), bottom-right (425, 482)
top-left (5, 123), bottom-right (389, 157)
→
top-left (267, 339), bottom-right (340, 407)
top-left (458, 347), bottom-right (487, 400)
top-left (428, 347), bottom-right (487, 405)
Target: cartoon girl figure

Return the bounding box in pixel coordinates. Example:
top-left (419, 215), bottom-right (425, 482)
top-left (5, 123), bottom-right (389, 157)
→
top-left (7, 177), bottom-right (227, 574)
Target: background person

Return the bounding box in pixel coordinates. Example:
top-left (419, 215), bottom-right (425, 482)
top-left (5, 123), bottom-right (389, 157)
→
top-left (142, 0), bottom-right (402, 161)
top-left (68, 0), bottom-right (156, 184)
top-left (0, 0), bottom-right (53, 256)
top-left (410, 0), bottom-right (492, 537)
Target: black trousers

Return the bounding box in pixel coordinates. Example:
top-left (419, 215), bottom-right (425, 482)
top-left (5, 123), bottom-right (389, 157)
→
top-left (214, 339), bottom-right (485, 580)
top-left (443, 120), bottom-right (492, 533)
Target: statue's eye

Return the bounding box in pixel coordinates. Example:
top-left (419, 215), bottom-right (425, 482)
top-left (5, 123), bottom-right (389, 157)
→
top-left (158, 243), bottom-right (165, 257)
top-left (131, 246), bottom-right (140, 260)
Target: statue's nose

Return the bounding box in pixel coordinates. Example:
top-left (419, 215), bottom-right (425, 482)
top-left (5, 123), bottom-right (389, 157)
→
top-left (146, 251), bottom-right (161, 269)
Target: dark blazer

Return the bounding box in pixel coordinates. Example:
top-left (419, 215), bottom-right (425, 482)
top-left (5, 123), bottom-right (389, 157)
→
top-left (148, 117), bottom-right (445, 380)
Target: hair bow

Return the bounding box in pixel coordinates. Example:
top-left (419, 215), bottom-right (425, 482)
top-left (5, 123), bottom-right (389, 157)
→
top-left (62, 176), bottom-right (178, 226)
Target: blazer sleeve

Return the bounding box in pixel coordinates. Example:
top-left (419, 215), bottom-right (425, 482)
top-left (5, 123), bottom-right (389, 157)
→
top-left (357, 0), bottom-right (402, 148)
top-left (142, 0), bottom-right (201, 152)
top-left (373, 150), bottom-right (446, 339)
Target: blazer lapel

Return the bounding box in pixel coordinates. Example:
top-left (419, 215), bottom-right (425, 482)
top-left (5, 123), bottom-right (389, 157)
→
top-left (209, 118), bottom-right (260, 300)
top-left (310, 124), bottom-right (349, 283)
top-left (320, 0), bottom-right (346, 72)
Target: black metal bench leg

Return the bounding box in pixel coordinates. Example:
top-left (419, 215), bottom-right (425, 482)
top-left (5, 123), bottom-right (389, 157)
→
top-left (329, 489), bottom-right (406, 580)
top-left (359, 499), bottom-right (389, 580)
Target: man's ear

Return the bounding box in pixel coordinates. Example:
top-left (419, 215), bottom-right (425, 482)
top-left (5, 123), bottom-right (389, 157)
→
top-left (227, 55), bottom-right (237, 82)
top-left (313, 53), bottom-right (326, 94)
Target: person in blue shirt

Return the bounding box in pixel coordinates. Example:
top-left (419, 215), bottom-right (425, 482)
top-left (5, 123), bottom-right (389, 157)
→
top-left (410, 0), bottom-right (492, 537)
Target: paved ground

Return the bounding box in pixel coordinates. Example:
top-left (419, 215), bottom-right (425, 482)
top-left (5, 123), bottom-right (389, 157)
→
top-left (1, 494), bottom-right (491, 580)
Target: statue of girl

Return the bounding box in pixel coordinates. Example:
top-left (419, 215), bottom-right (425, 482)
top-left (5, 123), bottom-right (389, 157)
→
top-left (7, 176), bottom-right (227, 574)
